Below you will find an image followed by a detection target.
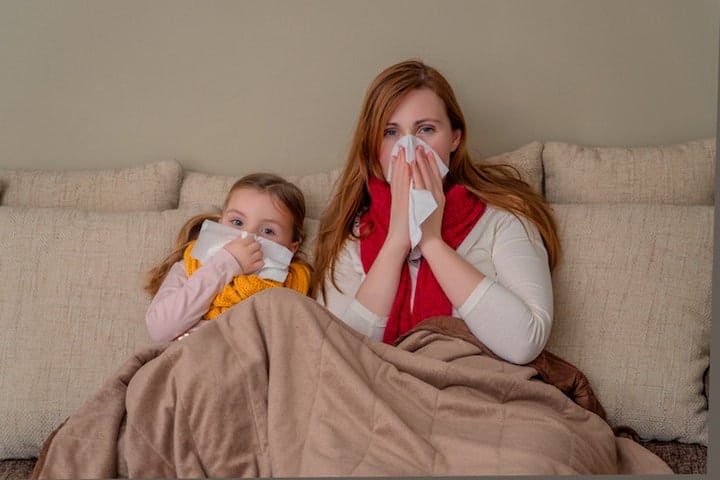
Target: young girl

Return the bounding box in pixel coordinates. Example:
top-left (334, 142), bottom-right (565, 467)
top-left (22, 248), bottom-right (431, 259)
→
top-left (145, 172), bottom-right (311, 342)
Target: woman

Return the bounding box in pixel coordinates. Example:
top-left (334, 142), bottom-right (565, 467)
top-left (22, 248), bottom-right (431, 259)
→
top-left (312, 59), bottom-right (560, 364)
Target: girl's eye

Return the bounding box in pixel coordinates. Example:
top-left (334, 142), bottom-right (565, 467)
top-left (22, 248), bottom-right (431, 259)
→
top-left (261, 227), bottom-right (275, 236)
top-left (231, 219), bottom-right (243, 227)
top-left (383, 128), bottom-right (398, 137)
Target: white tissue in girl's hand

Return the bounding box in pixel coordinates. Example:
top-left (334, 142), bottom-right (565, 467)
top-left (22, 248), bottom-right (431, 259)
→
top-left (191, 220), bottom-right (242, 264)
top-left (190, 220), bottom-right (293, 282)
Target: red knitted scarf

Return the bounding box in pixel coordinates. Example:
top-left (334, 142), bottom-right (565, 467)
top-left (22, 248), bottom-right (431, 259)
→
top-left (360, 175), bottom-right (486, 344)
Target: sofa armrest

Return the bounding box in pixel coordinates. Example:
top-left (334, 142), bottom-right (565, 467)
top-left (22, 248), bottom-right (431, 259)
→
top-left (640, 441), bottom-right (707, 474)
top-left (0, 459), bottom-right (36, 480)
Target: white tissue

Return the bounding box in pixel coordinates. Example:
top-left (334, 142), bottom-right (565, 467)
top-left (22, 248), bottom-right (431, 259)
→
top-left (191, 220), bottom-right (294, 283)
top-left (386, 135), bottom-right (449, 250)
top-left (386, 134), bottom-right (449, 180)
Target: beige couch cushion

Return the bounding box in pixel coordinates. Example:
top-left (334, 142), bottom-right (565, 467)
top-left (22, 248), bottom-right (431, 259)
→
top-left (0, 205), bottom-right (210, 459)
top-left (481, 140), bottom-right (544, 195)
top-left (543, 139), bottom-right (715, 204)
top-left (0, 159), bottom-right (183, 211)
top-left (546, 203), bottom-right (712, 445)
top-left (179, 169), bottom-right (342, 220)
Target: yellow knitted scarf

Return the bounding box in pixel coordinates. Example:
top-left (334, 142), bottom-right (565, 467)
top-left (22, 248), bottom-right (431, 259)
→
top-left (183, 241), bottom-right (311, 321)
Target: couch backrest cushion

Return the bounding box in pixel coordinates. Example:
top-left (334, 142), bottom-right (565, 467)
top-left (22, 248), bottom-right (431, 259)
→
top-left (0, 205), bottom-right (211, 459)
top-left (179, 169), bottom-right (342, 221)
top-left (480, 140), bottom-right (544, 195)
top-left (546, 203), bottom-right (712, 445)
top-left (543, 138), bottom-right (715, 204)
top-left (0, 159), bottom-right (183, 211)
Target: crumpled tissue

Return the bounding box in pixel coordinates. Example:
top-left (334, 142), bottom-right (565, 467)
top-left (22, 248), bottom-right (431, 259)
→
top-left (190, 219), bottom-right (293, 282)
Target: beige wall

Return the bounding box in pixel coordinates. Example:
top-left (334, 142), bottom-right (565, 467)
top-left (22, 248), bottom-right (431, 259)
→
top-left (0, 0), bottom-right (717, 175)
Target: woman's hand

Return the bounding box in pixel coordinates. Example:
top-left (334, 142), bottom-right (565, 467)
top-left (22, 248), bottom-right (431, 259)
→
top-left (223, 235), bottom-right (264, 274)
top-left (410, 147), bottom-right (485, 310)
top-left (412, 146), bottom-right (446, 251)
top-left (385, 148), bottom-right (412, 256)
top-left (353, 149), bottom-right (412, 317)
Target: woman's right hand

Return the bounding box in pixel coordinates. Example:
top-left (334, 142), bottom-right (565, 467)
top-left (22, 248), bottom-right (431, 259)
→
top-left (223, 235), bottom-right (264, 274)
top-left (385, 148), bottom-right (412, 256)
top-left (352, 149), bottom-right (412, 317)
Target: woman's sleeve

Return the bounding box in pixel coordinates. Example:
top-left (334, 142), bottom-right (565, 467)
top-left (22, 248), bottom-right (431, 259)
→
top-left (144, 248), bottom-right (243, 342)
top-left (459, 213), bottom-right (554, 364)
top-left (320, 240), bottom-right (388, 341)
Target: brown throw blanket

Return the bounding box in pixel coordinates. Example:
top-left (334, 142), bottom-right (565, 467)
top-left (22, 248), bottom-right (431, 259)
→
top-left (32, 289), bottom-right (671, 478)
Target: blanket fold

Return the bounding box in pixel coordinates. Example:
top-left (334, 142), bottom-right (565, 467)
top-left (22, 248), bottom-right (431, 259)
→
top-left (395, 315), bottom-right (607, 420)
top-left (32, 289), bottom-right (672, 478)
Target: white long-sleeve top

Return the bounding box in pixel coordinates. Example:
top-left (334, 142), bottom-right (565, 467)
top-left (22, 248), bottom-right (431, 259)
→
top-left (320, 206), bottom-right (554, 364)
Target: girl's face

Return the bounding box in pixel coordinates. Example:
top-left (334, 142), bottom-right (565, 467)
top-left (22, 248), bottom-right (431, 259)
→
top-left (378, 87), bottom-right (462, 178)
top-left (220, 187), bottom-right (299, 253)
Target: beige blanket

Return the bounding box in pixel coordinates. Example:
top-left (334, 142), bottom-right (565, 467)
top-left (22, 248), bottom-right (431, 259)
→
top-left (32, 289), bottom-right (671, 478)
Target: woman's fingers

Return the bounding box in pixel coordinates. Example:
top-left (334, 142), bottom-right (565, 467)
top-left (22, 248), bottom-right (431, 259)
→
top-left (387, 149), bottom-right (411, 253)
top-left (413, 147), bottom-right (443, 195)
top-left (390, 148), bottom-right (411, 195)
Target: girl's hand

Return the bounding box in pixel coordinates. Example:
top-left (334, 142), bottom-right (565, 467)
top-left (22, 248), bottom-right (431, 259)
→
top-left (386, 148), bottom-right (412, 256)
top-left (412, 146), bottom-right (446, 250)
top-left (223, 235), bottom-right (264, 274)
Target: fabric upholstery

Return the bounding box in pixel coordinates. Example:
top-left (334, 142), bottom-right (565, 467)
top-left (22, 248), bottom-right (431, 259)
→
top-left (179, 169), bottom-right (342, 220)
top-left (0, 159), bottom-right (183, 211)
top-left (481, 140), bottom-right (544, 194)
top-left (546, 203), bottom-right (712, 445)
top-left (543, 139), bottom-right (715, 204)
top-left (0, 205), bottom-right (210, 459)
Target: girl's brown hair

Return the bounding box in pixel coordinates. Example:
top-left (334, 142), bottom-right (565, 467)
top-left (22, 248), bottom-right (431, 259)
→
top-left (144, 172), bottom-right (308, 296)
top-left (311, 59), bottom-right (560, 300)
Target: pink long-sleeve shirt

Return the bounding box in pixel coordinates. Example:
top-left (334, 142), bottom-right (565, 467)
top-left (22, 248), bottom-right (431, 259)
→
top-left (145, 248), bottom-right (243, 342)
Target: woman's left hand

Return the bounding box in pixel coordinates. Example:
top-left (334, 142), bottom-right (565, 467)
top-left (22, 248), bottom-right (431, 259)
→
top-left (411, 147), bottom-right (446, 250)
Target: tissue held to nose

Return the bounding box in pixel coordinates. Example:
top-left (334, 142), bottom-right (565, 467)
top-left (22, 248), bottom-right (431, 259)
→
top-left (191, 220), bottom-right (294, 282)
top-left (385, 134), bottom-right (449, 182)
top-left (383, 134), bottom-right (450, 250)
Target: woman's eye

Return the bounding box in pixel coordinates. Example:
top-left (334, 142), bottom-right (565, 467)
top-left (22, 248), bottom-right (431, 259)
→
top-left (418, 126), bottom-right (435, 134)
top-left (261, 227), bottom-right (275, 236)
top-left (383, 128), bottom-right (398, 137)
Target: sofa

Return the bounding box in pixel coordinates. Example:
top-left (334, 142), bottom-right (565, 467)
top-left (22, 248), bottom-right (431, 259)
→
top-left (0, 138), bottom-right (713, 478)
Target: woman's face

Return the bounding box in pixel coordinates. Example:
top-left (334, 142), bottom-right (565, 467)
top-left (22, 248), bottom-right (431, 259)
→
top-left (378, 87), bottom-right (462, 178)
